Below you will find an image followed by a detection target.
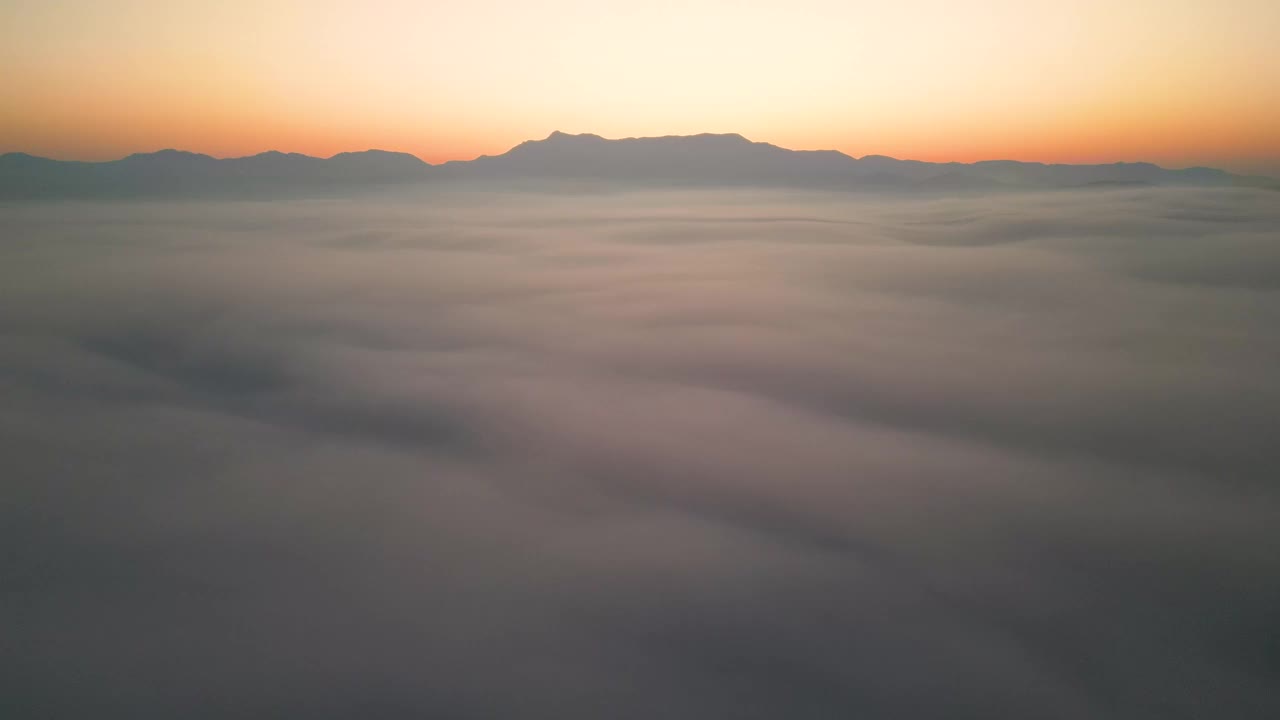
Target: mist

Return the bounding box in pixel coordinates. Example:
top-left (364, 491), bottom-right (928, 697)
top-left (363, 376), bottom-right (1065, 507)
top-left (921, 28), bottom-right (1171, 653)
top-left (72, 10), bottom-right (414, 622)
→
top-left (3, 186), bottom-right (1279, 719)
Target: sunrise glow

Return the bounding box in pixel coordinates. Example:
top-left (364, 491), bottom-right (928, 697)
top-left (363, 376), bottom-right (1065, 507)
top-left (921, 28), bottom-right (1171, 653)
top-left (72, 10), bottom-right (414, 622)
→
top-left (3, 0), bottom-right (1278, 173)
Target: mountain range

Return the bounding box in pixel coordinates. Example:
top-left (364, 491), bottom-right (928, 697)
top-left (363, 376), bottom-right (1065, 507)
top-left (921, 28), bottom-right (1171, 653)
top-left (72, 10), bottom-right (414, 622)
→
top-left (2, 131), bottom-right (1275, 198)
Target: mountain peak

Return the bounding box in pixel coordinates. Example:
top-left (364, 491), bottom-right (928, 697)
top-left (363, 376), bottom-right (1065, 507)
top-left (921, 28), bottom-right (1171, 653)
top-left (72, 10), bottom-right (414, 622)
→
top-left (688, 132), bottom-right (750, 143)
top-left (245, 150), bottom-right (315, 160)
top-left (119, 149), bottom-right (217, 164)
top-left (326, 150), bottom-right (431, 170)
top-left (543, 131), bottom-right (605, 142)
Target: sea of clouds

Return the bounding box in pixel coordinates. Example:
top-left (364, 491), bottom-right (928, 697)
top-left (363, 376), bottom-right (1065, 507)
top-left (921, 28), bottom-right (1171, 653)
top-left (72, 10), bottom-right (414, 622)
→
top-left (3, 187), bottom-right (1279, 719)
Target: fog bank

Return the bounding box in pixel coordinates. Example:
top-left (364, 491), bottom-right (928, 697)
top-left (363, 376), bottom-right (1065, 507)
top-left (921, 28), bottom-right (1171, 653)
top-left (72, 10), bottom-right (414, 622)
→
top-left (3, 187), bottom-right (1279, 719)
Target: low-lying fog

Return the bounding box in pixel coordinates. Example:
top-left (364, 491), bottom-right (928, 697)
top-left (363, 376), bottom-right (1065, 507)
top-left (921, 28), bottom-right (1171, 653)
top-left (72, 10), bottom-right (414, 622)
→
top-left (4, 187), bottom-right (1279, 719)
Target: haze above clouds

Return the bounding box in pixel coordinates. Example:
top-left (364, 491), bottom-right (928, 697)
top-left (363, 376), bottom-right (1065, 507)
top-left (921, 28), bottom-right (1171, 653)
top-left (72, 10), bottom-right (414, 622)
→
top-left (3, 187), bottom-right (1279, 718)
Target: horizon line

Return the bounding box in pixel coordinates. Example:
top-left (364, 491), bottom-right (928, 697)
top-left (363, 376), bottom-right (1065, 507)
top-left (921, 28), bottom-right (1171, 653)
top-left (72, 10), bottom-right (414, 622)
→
top-left (1, 131), bottom-right (1259, 176)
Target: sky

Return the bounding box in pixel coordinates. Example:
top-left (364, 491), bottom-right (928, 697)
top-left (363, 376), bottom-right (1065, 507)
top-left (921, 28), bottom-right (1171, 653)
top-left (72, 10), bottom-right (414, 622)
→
top-left (2, 0), bottom-right (1279, 173)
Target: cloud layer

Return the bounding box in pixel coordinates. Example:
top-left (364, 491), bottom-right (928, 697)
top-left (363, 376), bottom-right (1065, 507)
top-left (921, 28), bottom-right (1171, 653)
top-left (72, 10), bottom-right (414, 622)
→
top-left (3, 187), bottom-right (1279, 718)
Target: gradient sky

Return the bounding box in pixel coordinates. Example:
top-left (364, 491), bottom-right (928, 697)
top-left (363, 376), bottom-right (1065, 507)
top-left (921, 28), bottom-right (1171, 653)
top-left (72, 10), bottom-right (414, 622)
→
top-left (3, 0), bottom-right (1278, 173)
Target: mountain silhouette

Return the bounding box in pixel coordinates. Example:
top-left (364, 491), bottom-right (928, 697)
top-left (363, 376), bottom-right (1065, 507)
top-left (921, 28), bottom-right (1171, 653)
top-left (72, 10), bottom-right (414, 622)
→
top-left (439, 132), bottom-right (861, 187)
top-left (0, 148), bottom-right (432, 198)
top-left (1, 132), bottom-right (1272, 198)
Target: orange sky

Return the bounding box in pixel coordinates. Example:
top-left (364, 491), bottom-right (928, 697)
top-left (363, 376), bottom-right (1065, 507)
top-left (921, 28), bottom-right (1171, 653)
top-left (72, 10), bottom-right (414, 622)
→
top-left (3, 0), bottom-right (1278, 174)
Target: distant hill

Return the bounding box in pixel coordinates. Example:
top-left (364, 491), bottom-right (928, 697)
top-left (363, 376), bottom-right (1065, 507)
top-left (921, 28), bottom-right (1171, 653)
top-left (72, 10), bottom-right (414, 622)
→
top-left (436, 132), bottom-right (862, 188)
top-left (2, 132), bottom-right (1274, 198)
top-left (0, 149), bottom-right (431, 198)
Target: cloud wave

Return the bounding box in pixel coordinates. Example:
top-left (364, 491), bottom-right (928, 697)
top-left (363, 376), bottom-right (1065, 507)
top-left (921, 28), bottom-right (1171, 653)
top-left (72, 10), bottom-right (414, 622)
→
top-left (3, 187), bottom-right (1279, 719)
